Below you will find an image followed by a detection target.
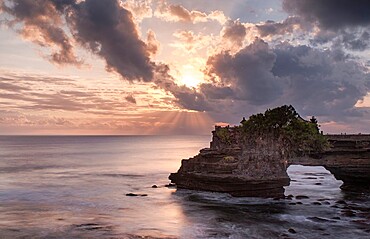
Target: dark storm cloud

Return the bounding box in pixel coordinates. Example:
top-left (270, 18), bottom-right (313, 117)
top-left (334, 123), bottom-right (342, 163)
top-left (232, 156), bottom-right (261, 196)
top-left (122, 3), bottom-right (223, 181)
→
top-left (205, 39), bottom-right (282, 105)
top-left (256, 16), bottom-right (307, 37)
top-left (2, 0), bottom-right (155, 81)
top-left (69, 0), bottom-right (154, 81)
top-left (200, 39), bottom-right (370, 120)
top-left (272, 43), bottom-right (370, 117)
top-left (254, 0), bottom-right (370, 52)
top-left (283, 0), bottom-right (370, 30)
top-left (1, 0), bottom-right (81, 65)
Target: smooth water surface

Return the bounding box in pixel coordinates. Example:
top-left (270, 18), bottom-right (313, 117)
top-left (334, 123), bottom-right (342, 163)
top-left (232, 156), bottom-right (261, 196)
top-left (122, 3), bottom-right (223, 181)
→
top-left (0, 136), bottom-right (369, 238)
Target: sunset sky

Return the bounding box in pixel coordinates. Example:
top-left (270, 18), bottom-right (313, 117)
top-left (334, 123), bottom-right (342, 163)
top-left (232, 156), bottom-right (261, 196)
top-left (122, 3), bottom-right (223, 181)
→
top-left (0, 0), bottom-right (369, 135)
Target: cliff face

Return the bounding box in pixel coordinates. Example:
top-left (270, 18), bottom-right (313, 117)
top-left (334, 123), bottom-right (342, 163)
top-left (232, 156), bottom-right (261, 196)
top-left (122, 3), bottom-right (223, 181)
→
top-left (170, 105), bottom-right (369, 197)
top-left (291, 135), bottom-right (370, 191)
top-left (170, 129), bottom-right (370, 197)
top-left (169, 127), bottom-right (291, 197)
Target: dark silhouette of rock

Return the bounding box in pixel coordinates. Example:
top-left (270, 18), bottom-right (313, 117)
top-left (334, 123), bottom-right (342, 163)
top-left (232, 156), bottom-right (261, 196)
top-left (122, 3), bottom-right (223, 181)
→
top-left (151, 185), bottom-right (158, 188)
top-left (336, 200), bottom-right (347, 205)
top-left (288, 228), bottom-right (297, 234)
top-left (295, 195), bottom-right (310, 199)
top-left (125, 193), bottom-right (148, 197)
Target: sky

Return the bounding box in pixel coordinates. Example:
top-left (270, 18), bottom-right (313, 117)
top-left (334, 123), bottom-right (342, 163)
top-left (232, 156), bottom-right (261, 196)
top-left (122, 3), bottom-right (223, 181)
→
top-left (0, 0), bottom-right (369, 135)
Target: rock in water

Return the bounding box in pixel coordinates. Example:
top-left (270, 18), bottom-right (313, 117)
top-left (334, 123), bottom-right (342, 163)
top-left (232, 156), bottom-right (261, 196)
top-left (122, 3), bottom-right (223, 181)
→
top-left (169, 120), bottom-right (293, 197)
top-left (169, 105), bottom-right (370, 197)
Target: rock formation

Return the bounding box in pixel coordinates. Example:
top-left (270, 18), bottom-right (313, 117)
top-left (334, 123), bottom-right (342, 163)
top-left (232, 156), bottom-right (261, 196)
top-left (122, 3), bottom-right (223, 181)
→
top-left (169, 126), bottom-right (291, 197)
top-left (291, 135), bottom-right (370, 190)
top-left (169, 105), bottom-right (370, 197)
top-left (170, 105), bottom-right (325, 197)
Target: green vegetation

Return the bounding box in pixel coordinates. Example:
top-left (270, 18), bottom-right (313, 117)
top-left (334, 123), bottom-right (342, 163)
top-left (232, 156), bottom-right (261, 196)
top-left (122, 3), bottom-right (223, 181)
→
top-left (216, 127), bottom-right (232, 145)
top-left (241, 105), bottom-right (328, 154)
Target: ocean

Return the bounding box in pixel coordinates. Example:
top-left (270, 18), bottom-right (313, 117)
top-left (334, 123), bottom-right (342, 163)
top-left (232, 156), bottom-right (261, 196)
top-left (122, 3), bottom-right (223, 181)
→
top-left (0, 136), bottom-right (369, 238)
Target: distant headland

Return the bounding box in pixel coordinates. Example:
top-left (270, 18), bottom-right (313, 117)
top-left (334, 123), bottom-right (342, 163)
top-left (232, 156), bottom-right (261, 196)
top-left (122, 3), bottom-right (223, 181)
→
top-left (169, 105), bottom-right (370, 197)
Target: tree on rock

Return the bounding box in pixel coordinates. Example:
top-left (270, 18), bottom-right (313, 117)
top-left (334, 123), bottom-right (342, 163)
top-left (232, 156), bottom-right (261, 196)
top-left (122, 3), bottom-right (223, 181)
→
top-left (240, 105), bottom-right (328, 155)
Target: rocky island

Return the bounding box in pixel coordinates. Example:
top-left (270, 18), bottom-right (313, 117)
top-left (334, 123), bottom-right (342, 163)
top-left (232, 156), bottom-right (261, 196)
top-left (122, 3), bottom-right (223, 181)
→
top-left (169, 105), bottom-right (370, 197)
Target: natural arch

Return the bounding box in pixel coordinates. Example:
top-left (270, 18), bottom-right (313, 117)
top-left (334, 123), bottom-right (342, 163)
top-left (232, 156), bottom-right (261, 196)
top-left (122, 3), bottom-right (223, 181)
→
top-left (169, 106), bottom-right (370, 197)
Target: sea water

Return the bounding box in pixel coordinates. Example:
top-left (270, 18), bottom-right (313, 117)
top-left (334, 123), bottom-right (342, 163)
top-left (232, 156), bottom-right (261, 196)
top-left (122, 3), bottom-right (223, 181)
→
top-left (0, 136), bottom-right (369, 238)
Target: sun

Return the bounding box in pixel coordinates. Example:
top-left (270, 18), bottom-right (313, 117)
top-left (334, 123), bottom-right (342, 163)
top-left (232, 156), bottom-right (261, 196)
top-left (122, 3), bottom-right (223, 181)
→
top-left (181, 74), bottom-right (201, 88)
top-left (179, 65), bottom-right (203, 88)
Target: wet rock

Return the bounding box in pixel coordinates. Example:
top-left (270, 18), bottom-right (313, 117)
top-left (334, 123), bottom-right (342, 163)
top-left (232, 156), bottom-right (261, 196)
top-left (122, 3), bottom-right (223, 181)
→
top-left (126, 193), bottom-right (138, 196)
top-left (73, 223), bottom-right (113, 231)
top-left (296, 202), bottom-right (303, 205)
top-left (280, 233), bottom-right (293, 239)
top-left (336, 200), bottom-right (347, 205)
top-left (165, 183), bottom-right (176, 188)
top-left (288, 228), bottom-right (297, 234)
top-left (125, 193), bottom-right (148, 197)
top-left (342, 209), bottom-right (356, 217)
top-left (304, 177), bottom-right (317, 179)
top-left (151, 185), bottom-right (158, 188)
top-left (351, 219), bottom-right (369, 225)
top-left (307, 217), bottom-right (331, 223)
top-left (289, 202), bottom-right (296, 205)
top-left (312, 202), bottom-right (322, 205)
top-left (332, 216), bottom-right (341, 220)
top-left (295, 195), bottom-right (309, 199)
top-left (315, 183), bottom-right (322, 185)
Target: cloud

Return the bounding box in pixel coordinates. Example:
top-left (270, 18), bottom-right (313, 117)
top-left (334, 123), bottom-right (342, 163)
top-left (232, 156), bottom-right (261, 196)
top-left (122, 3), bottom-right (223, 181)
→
top-left (171, 30), bottom-right (212, 53)
top-left (153, 63), bottom-right (213, 111)
top-left (256, 16), bottom-right (307, 38)
top-left (222, 20), bottom-right (247, 47)
top-left (125, 94), bottom-right (137, 104)
top-left (271, 43), bottom-right (370, 117)
top-left (146, 29), bottom-right (160, 56)
top-left (154, 0), bottom-right (227, 24)
top-left (1, 0), bottom-right (81, 65)
top-left (167, 38), bottom-right (370, 126)
top-left (123, 0), bottom-right (153, 22)
top-left (2, 0), bottom-right (157, 82)
top-left (0, 77), bottom-right (29, 92)
top-left (0, 72), bottom-right (135, 113)
top-left (205, 38), bottom-right (281, 105)
top-left (283, 0), bottom-right (370, 30)
top-left (68, 0), bottom-right (155, 81)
